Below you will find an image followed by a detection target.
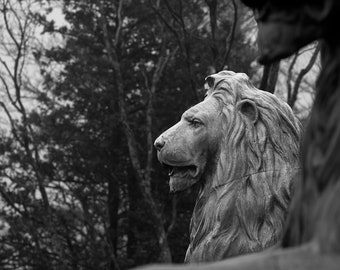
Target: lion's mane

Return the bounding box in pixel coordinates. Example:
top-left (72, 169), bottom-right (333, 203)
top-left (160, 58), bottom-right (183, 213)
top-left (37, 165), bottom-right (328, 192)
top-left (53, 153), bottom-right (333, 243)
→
top-left (185, 71), bottom-right (301, 262)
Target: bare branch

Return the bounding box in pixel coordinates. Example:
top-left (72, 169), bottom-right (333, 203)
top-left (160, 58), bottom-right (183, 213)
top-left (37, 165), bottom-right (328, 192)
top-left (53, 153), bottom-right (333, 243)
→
top-left (7, 0), bottom-right (25, 37)
top-left (2, 1), bottom-right (20, 49)
top-left (0, 185), bottom-right (26, 216)
top-left (0, 57), bottom-right (15, 82)
top-left (288, 44), bottom-right (320, 107)
top-left (0, 101), bottom-right (24, 145)
top-left (0, 75), bottom-right (21, 111)
top-left (163, 0), bottom-right (185, 28)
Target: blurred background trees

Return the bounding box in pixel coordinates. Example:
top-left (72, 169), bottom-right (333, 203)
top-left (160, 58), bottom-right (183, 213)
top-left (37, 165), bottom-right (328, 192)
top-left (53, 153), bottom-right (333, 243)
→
top-left (0, 0), bottom-right (319, 269)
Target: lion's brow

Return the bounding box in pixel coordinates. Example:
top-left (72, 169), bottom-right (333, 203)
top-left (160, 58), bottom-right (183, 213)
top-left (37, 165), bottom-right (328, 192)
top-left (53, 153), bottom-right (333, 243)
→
top-left (183, 108), bottom-right (200, 118)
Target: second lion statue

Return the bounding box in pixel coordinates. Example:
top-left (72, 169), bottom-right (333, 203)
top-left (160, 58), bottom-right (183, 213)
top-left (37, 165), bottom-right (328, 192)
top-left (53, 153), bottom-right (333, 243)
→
top-left (154, 70), bottom-right (301, 263)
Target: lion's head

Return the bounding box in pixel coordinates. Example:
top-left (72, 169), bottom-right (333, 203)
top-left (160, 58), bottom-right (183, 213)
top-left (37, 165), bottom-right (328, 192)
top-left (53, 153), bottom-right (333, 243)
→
top-left (154, 70), bottom-right (301, 262)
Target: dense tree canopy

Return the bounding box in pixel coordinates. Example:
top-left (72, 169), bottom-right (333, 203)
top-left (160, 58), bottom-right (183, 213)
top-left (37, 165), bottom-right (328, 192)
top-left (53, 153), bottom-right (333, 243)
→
top-left (0, 0), bottom-right (318, 269)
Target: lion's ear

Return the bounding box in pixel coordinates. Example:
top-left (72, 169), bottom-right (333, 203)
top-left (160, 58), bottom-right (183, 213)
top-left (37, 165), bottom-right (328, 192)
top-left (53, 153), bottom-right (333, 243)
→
top-left (238, 99), bottom-right (259, 124)
top-left (204, 76), bottom-right (215, 91)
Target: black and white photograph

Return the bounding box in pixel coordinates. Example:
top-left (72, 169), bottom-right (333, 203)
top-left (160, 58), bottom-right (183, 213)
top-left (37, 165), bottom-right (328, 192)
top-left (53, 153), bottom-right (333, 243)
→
top-left (0, 1), bottom-right (338, 269)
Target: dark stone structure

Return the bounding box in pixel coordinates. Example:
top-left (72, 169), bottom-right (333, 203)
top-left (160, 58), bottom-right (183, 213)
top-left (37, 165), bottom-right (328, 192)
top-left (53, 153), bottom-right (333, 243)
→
top-left (240, 0), bottom-right (340, 253)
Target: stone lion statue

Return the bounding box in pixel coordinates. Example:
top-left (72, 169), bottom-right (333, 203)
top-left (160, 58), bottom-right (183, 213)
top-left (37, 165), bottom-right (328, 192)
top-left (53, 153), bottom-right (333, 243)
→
top-left (154, 70), bottom-right (301, 263)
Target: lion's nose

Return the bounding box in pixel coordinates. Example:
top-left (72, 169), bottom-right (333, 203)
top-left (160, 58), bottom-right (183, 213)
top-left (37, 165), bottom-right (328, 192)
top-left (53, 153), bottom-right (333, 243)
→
top-left (154, 137), bottom-right (165, 151)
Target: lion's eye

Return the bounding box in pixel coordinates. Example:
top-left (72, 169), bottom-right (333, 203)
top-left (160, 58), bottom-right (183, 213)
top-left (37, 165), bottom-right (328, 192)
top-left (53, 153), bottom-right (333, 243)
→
top-left (189, 118), bottom-right (203, 128)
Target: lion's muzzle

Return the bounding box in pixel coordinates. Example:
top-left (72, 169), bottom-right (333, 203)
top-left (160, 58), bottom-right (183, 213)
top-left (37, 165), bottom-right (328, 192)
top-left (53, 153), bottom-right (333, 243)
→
top-left (154, 130), bottom-right (202, 193)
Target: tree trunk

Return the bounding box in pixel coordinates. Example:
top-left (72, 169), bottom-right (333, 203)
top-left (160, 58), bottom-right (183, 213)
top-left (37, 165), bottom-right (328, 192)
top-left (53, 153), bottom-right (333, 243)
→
top-left (260, 61), bottom-right (280, 93)
top-left (108, 176), bottom-right (120, 269)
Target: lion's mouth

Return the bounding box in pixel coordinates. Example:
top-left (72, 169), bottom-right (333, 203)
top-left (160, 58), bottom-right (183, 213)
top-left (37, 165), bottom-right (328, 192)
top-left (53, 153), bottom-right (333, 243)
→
top-left (161, 163), bottom-right (201, 193)
top-left (164, 164), bottom-right (199, 178)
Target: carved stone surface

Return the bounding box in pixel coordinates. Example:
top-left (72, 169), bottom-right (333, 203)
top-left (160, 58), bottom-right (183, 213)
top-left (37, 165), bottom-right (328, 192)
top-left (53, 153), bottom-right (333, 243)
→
top-left (154, 70), bottom-right (301, 262)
